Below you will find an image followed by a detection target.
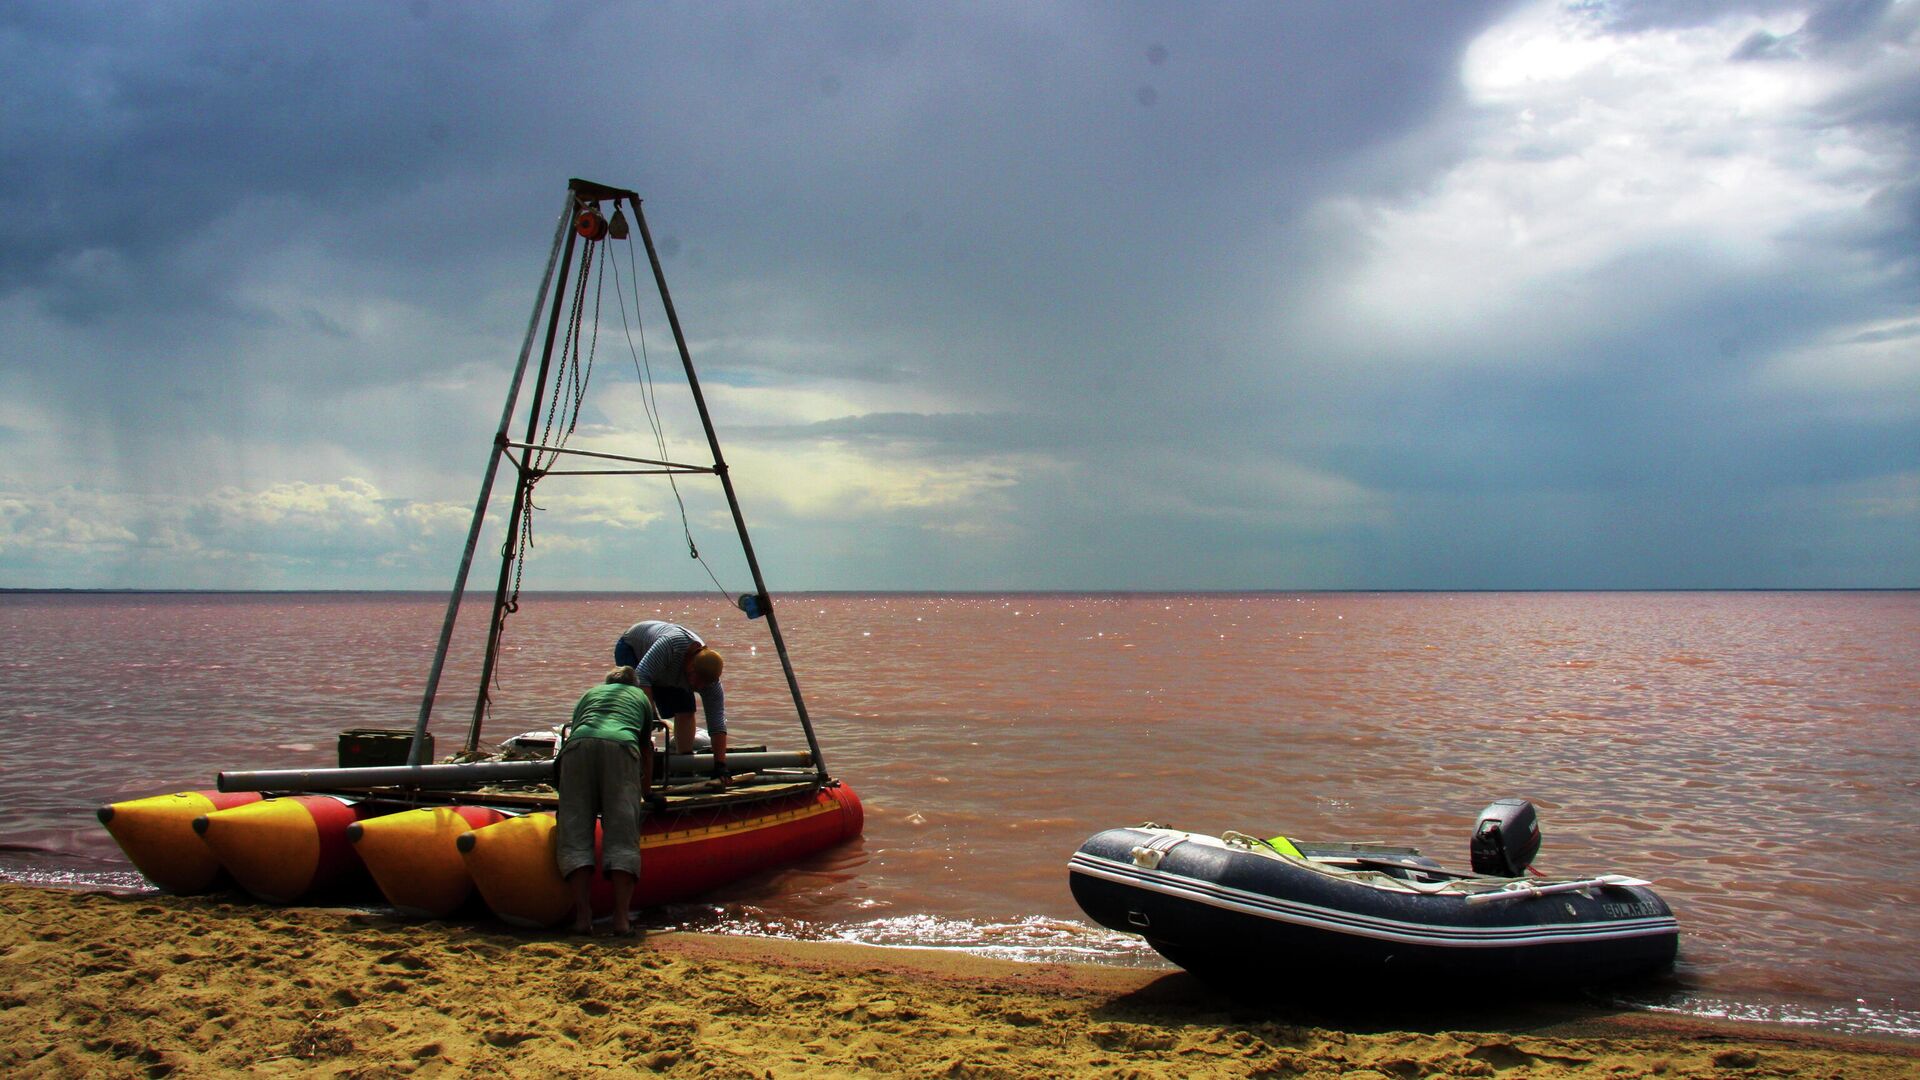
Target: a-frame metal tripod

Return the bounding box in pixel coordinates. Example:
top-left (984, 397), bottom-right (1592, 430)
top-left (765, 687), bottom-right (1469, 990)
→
top-left (406, 179), bottom-right (828, 784)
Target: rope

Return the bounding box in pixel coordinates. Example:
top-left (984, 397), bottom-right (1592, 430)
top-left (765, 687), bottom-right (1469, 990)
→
top-left (484, 202), bottom-right (742, 723)
top-left (611, 230), bottom-right (734, 605)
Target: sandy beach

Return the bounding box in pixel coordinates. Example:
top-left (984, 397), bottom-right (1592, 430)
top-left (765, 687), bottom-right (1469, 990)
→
top-left (2, 882), bottom-right (1913, 1079)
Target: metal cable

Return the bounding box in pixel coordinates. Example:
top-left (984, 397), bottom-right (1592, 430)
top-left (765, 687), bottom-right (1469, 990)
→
top-left (612, 228), bottom-right (733, 603)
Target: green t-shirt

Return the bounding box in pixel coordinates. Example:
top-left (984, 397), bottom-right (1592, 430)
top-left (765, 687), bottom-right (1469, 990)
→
top-left (565, 682), bottom-right (656, 746)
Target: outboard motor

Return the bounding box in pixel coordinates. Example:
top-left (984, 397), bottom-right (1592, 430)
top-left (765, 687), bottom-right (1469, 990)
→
top-left (1470, 798), bottom-right (1541, 877)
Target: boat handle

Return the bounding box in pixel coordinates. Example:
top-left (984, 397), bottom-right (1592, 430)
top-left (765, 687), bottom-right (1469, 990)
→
top-left (1130, 846), bottom-right (1166, 869)
top-left (1126, 910), bottom-right (1151, 928)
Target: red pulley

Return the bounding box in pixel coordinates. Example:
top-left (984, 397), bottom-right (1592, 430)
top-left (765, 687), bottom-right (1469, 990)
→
top-left (575, 206), bottom-right (609, 241)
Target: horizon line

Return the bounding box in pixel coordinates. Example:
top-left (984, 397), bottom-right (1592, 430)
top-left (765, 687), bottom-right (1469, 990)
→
top-left (5, 586), bottom-right (1915, 596)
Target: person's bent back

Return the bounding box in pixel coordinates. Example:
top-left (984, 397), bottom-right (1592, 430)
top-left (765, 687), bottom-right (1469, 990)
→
top-left (555, 665), bottom-right (656, 936)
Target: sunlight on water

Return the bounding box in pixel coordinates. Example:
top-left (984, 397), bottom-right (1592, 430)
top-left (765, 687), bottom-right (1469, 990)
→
top-left (1636, 993), bottom-right (1920, 1040)
top-left (655, 906), bottom-right (1168, 967)
top-left (0, 863), bottom-right (153, 894)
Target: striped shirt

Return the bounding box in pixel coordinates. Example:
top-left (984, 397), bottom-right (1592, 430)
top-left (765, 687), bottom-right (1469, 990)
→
top-left (617, 620), bottom-right (725, 733)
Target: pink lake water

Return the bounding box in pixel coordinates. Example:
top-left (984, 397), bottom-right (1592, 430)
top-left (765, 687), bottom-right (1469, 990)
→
top-left (2, 590), bottom-right (1916, 1037)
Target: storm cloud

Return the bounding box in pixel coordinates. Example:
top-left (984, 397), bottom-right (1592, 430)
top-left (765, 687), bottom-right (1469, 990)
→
top-left (2, 1), bottom-right (1915, 590)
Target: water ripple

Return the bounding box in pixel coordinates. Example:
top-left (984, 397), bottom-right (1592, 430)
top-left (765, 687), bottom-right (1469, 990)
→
top-left (5, 590), bottom-right (1917, 1036)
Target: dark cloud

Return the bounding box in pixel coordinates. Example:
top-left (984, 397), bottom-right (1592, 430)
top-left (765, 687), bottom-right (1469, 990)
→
top-left (1, 1), bottom-right (1914, 589)
top-left (1802, 0), bottom-right (1895, 43)
top-left (1599, 0), bottom-right (1809, 33)
top-left (1729, 0), bottom-right (1904, 59)
top-left (4, 5), bottom-right (488, 287)
top-left (1730, 29), bottom-right (1791, 60)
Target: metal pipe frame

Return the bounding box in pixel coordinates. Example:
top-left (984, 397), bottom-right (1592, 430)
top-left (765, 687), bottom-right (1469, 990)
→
top-left (500, 440), bottom-right (715, 473)
top-left (416, 179), bottom-right (830, 784)
top-left (500, 449), bottom-right (710, 479)
top-left (215, 750), bottom-right (813, 794)
top-left (627, 194), bottom-right (831, 781)
top-left (408, 188), bottom-right (577, 766)
top-left (536, 469), bottom-right (711, 477)
top-left (219, 760), bottom-right (556, 794)
top-left (465, 194), bottom-right (586, 751)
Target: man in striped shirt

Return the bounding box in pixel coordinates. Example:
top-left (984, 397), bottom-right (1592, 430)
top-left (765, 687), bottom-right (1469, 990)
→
top-left (615, 620), bottom-right (728, 778)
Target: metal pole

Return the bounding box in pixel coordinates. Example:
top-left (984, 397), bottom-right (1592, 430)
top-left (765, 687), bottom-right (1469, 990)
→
top-left (409, 188), bottom-right (575, 765)
top-left (219, 760), bottom-right (557, 793)
top-left (216, 753), bottom-right (818, 794)
top-left (465, 195), bottom-right (586, 751)
top-left (663, 750), bottom-right (812, 776)
top-left (629, 196), bottom-right (830, 780)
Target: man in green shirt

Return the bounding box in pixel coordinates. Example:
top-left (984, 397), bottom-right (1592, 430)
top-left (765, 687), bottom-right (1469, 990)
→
top-left (556, 666), bottom-right (657, 936)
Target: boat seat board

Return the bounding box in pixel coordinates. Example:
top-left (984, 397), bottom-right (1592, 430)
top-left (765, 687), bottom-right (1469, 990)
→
top-left (1291, 841), bottom-right (1428, 860)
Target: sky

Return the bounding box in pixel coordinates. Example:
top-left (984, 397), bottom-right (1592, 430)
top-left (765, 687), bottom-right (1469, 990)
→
top-left (1, 0), bottom-right (1916, 591)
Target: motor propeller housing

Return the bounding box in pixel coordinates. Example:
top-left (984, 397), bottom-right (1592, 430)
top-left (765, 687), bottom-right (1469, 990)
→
top-left (1470, 797), bottom-right (1541, 877)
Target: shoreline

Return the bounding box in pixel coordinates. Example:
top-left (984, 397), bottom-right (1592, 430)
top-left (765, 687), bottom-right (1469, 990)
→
top-left (4, 883), bottom-right (1915, 1078)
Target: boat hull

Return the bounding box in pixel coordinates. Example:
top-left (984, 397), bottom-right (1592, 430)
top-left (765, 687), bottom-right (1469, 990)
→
top-left (461, 781), bottom-right (864, 927)
top-left (194, 795), bottom-right (380, 904)
top-left (96, 789), bottom-right (265, 894)
top-left (348, 805), bottom-right (508, 918)
top-left (1069, 826), bottom-right (1678, 987)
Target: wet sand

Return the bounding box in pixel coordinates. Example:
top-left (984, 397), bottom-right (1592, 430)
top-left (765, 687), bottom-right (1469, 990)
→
top-left (2, 883), bottom-right (1913, 1078)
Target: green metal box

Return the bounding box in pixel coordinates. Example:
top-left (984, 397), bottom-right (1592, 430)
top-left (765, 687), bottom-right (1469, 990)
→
top-left (337, 728), bottom-right (431, 768)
